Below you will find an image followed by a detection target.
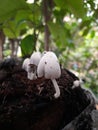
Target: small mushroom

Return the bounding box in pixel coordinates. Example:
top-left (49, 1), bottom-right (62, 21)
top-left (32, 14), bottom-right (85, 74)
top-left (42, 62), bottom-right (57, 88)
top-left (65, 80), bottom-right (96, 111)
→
top-left (72, 79), bottom-right (83, 89)
top-left (30, 51), bottom-right (41, 66)
top-left (37, 51), bottom-right (61, 98)
top-left (29, 51), bottom-right (42, 80)
top-left (22, 58), bottom-right (34, 80)
top-left (22, 58), bottom-right (30, 72)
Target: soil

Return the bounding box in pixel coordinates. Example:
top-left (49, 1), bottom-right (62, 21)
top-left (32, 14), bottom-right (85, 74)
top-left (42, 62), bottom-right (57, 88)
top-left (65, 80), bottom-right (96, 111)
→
top-left (0, 58), bottom-right (96, 130)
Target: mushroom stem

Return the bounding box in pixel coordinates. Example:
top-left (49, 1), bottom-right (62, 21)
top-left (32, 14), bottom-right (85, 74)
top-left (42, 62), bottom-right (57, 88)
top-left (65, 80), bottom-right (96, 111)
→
top-left (51, 79), bottom-right (60, 98)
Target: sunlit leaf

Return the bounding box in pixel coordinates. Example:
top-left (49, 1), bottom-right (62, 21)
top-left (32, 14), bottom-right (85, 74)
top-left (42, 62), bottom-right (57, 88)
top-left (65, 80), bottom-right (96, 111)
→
top-left (90, 30), bottom-right (95, 38)
top-left (54, 0), bottom-right (85, 18)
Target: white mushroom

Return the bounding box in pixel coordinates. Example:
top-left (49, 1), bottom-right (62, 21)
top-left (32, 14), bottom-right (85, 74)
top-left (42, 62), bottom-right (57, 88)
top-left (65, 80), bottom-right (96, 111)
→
top-left (22, 58), bottom-right (30, 72)
top-left (29, 51), bottom-right (42, 80)
top-left (42, 51), bottom-right (58, 60)
top-left (30, 51), bottom-right (41, 66)
top-left (22, 58), bottom-right (34, 80)
top-left (37, 51), bottom-right (61, 98)
top-left (72, 79), bottom-right (83, 89)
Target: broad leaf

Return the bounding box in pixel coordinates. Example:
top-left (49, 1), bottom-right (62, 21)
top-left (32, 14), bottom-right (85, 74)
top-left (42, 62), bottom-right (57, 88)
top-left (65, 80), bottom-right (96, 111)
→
top-left (3, 21), bottom-right (18, 38)
top-left (48, 21), bottom-right (67, 47)
top-left (3, 19), bottom-right (28, 38)
top-left (15, 10), bottom-right (33, 22)
top-left (90, 30), bottom-right (95, 38)
top-left (54, 0), bottom-right (85, 18)
top-left (20, 35), bottom-right (35, 56)
top-left (0, 0), bottom-right (29, 23)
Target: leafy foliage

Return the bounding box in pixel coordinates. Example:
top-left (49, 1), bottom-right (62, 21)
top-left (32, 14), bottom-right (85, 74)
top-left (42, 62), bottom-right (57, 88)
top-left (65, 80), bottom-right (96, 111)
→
top-left (54, 0), bottom-right (85, 18)
top-left (0, 0), bottom-right (29, 23)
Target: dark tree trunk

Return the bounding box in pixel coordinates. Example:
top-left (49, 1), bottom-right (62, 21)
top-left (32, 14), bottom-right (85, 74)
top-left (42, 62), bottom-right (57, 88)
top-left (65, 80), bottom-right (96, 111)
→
top-left (9, 38), bottom-right (19, 57)
top-left (0, 30), bottom-right (5, 60)
top-left (43, 0), bottom-right (54, 51)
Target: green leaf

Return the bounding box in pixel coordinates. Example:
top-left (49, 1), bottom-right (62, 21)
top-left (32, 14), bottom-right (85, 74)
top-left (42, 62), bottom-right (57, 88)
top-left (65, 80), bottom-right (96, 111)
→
top-left (29, 3), bottom-right (42, 25)
top-left (79, 19), bottom-right (92, 29)
top-left (3, 10), bottom-right (30, 38)
top-left (48, 21), bottom-right (67, 47)
top-left (3, 21), bottom-right (18, 38)
top-left (53, 8), bottom-right (67, 20)
top-left (15, 10), bottom-right (33, 22)
top-left (67, 0), bottom-right (85, 18)
top-left (20, 35), bottom-right (35, 56)
top-left (90, 30), bottom-right (95, 38)
top-left (54, 0), bottom-right (85, 18)
top-left (3, 20), bottom-right (28, 38)
top-left (54, 0), bottom-right (66, 9)
top-left (82, 27), bottom-right (91, 36)
top-left (0, 0), bottom-right (29, 23)
top-left (3, 20), bottom-right (27, 38)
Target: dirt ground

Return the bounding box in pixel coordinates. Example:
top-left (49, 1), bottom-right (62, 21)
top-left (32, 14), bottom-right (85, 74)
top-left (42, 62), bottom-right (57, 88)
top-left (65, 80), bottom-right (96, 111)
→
top-left (0, 58), bottom-right (96, 130)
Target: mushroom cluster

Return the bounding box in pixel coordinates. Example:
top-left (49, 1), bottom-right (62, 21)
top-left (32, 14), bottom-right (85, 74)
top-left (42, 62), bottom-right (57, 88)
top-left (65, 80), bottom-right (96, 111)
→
top-left (22, 51), bottom-right (61, 98)
top-left (22, 52), bottom-right (41, 80)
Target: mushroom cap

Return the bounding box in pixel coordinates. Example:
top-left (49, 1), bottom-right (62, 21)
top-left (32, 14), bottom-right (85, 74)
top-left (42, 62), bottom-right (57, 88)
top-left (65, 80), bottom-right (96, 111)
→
top-left (73, 80), bottom-right (80, 87)
top-left (42, 51), bottom-right (58, 60)
top-left (22, 58), bottom-right (30, 72)
top-left (30, 52), bottom-right (41, 66)
top-left (45, 58), bottom-right (61, 79)
top-left (37, 51), bottom-right (61, 79)
top-left (37, 56), bottom-right (45, 78)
